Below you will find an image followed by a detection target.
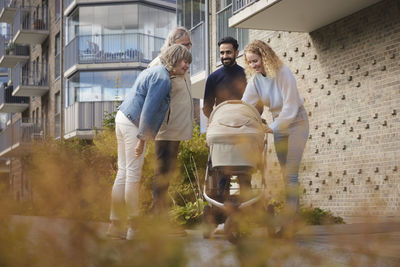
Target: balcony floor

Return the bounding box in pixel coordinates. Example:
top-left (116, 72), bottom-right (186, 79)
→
top-left (13, 30), bottom-right (49, 45)
top-left (12, 85), bottom-right (49, 97)
top-left (0, 55), bottom-right (30, 68)
top-left (229, 0), bottom-right (383, 32)
top-left (0, 7), bottom-right (17, 24)
top-left (0, 103), bottom-right (29, 113)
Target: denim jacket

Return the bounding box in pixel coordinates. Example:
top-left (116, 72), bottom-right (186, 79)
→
top-left (118, 65), bottom-right (171, 140)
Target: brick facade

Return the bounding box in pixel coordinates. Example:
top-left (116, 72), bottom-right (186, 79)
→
top-left (210, 0), bottom-right (399, 221)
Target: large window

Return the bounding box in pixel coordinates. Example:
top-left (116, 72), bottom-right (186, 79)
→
top-left (177, 0), bottom-right (205, 29)
top-left (66, 70), bottom-right (140, 106)
top-left (66, 4), bottom-right (176, 44)
top-left (216, 0), bottom-right (248, 59)
top-left (55, 33), bottom-right (60, 79)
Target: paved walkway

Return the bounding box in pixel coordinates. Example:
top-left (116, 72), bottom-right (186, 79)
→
top-left (6, 215), bottom-right (400, 266)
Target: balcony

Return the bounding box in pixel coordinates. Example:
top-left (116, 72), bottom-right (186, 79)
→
top-left (0, 83), bottom-right (29, 113)
top-left (12, 62), bottom-right (49, 97)
top-left (229, 0), bottom-right (383, 32)
top-left (0, 118), bottom-right (42, 157)
top-left (64, 0), bottom-right (176, 16)
top-left (64, 33), bottom-right (164, 77)
top-left (13, 6), bottom-right (49, 45)
top-left (0, 0), bottom-right (17, 23)
top-left (189, 22), bottom-right (207, 99)
top-left (64, 101), bottom-right (117, 139)
top-left (0, 37), bottom-right (29, 68)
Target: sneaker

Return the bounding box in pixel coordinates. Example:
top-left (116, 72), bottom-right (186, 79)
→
top-left (126, 227), bottom-right (138, 240)
top-left (213, 223), bottom-right (225, 235)
top-left (106, 221), bottom-right (126, 240)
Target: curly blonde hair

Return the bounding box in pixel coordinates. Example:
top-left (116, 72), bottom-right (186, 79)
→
top-left (160, 44), bottom-right (192, 72)
top-left (244, 40), bottom-right (283, 79)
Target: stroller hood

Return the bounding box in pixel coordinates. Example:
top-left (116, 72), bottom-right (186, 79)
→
top-left (206, 100), bottom-right (265, 168)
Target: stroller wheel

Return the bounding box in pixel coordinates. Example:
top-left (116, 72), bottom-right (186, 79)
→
top-left (202, 206), bottom-right (215, 239)
top-left (224, 216), bottom-right (241, 244)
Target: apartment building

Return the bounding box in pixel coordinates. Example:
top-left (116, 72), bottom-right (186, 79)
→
top-left (0, 0), bottom-right (177, 201)
top-left (179, 0), bottom-right (400, 222)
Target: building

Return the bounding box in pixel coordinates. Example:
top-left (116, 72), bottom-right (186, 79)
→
top-left (0, 0), bottom-right (177, 201)
top-left (179, 0), bottom-right (400, 222)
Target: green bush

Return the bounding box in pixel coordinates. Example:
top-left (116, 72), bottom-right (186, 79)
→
top-left (300, 207), bottom-right (345, 225)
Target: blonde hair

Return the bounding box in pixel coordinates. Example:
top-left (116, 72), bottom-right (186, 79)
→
top-left (160, 27), bottom-right (190, 53)
top-left (160, 44), bottom-right (192, 72)
top-left (244, 40), bottom-right (283, 79)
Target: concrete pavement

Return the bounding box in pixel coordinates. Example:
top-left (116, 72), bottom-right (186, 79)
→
top-left (5, 215), bottom-right (400, 266)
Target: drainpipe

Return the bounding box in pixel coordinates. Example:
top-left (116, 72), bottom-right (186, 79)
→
top-left (60, 0), bottom-right (64, 139)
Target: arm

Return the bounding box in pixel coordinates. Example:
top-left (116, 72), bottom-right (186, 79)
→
top-left (242, 78), bottom-right (264, 114)
top-left (269, 67), bottom-right (301, 132)
top-left (137, 74), bottom-right (171, 140)
top-left (202, 76), bottom-right (215, 118)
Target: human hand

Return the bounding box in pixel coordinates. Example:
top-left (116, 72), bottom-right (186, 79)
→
top-left (135, 139), bottom-right (145, 157)
top-left (262, 123), bottom-right (273, 134)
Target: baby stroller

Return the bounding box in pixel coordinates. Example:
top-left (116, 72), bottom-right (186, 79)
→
top-left (203, 100), bottom-right (268, 243)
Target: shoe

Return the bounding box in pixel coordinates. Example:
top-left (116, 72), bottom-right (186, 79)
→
top-left (126, 227), bottom-right (137, 240)
top-left (106, 221), bottom-right (126, 239)
top-left (213, 223), bottom-right (224, 235)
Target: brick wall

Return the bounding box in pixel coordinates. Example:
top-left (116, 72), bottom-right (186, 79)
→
top-left (210, 0), bottom-right (400, 221)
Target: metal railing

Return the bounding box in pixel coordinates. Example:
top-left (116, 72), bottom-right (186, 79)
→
top-left (232, 0), bottom-right (258, 14)
top-left (0, 37), bottom-right (29, 58)
top-left (190, 22), bottom-right (205, 76)
top-left (0, 83), bottom-right (29, 105)
top-left (64, 101), bottom-right (117, 136)
top-left (12, 62), bottom-right (48, 90)
top-left (65, 33), bottom-right (164, 71)
top-left (13, 6), bottom-right (49, 37)
top-left (0, 118), bottom-right (42, 156)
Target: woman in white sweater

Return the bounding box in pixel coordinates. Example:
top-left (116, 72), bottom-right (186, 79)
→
top-left (242, 40), bottom-right (309, 214)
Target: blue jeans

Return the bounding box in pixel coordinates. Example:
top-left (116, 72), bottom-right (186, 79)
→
top-left (273, 106), bottom-right (309, 211)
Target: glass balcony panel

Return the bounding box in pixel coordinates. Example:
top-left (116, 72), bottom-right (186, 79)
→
top-left (0, 118), bottom-right (42, 157)
top-left (64, 101), bottom-right (117, 139)
top-left (64, 33), bottom-right (164, 72)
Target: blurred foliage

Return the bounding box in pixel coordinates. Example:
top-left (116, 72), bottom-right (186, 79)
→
top-left (169, 198), bottom-right (208, 227)
top-left (300, 207), bottom-right (345, 225)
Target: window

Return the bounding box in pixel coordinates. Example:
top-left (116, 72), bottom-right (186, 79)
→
top-left (55, 92), bottom-right (61, 138)
top-left (177, 0), bottom-right (205, 30)
top-left (55, 33), bottom-right (60, 79)
top-left (216, 0), bottom-right (248, 60)
top-left (66, 70), bottom-right (140, 106)
top-left (55, 0), bottom-right (60, 20)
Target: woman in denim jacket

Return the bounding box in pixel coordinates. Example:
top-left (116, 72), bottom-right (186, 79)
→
top-left (107, 44), bottom-right (192, 240)
top-left (242, 40), bottom-right (309, 221)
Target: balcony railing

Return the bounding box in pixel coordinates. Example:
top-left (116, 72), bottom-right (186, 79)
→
top-left (0, 37), bottom-right (30, 67)
top-left (0, 83), bottom-right (29, 113)
top-left (190, 22), bottom-right (205, 76)
top-left (0, 118), bottom-right (42, 157)
top-left (232, 0), bottom-right (258, 14)
top-left (65, 33), bottom-right (164, 73)
top-left (13, 6), bottom-right (49, 44)
top-left (0, 0), bottom-right (17, 23)
top-left (64, 101), bottom-right (117, 139)
top-left (12, 62), bottom-right (49, 96)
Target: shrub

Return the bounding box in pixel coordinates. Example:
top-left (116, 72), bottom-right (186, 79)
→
top-left (300, 207), bottom-right (345, 225)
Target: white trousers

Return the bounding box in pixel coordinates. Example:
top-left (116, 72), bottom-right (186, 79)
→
top-left (110, 111), bottom-right (145, 221)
